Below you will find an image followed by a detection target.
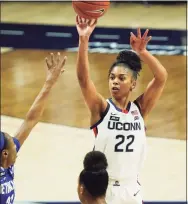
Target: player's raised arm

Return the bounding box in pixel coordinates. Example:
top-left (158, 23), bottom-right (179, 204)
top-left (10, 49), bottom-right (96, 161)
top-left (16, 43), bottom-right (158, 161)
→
top-left (76, 16), bottom-right (107, 123)
top-left (15, 53), bottom-right (67, 146)
top-left (131, 28), bottom-right (168, 119)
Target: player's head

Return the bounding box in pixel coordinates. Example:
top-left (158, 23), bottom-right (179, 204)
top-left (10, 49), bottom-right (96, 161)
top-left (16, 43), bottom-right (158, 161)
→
top-left (0, 131), bottom-right (17, 168)
top-left (108, 50), bottom-right (142, 99)
top-left (78, 151), bottom-right (108, 203)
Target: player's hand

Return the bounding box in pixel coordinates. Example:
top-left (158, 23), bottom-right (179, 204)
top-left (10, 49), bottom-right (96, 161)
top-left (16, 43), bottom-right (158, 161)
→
top-left (76, 15), bottom-right (97, 38)
top-left (45, 52), bottom-right (67, 85)
top-left (130, 28), bottom-right (152, 54)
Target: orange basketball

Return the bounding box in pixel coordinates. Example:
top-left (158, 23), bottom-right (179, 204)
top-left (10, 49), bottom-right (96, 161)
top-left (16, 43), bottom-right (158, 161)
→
top-left (72, 0), bottom-right (110, 19)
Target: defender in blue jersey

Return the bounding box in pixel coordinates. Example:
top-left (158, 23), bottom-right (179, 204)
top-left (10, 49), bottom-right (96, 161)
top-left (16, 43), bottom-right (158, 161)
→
top-left (0, 53), bottom-right (67, 204)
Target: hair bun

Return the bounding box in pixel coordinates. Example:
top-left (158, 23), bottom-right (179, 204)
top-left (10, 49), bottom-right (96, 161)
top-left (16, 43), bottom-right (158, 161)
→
top-left (83, 151), bottom-right (108, 172)
top-left (79, 151), bottom-right (109, 197)
top-left (116, 50), bottom-right (142, 73)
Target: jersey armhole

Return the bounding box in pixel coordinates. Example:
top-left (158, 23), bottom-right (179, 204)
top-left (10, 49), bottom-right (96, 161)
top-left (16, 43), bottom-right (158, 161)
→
top-left (90, 102), bottom-right (110, 130)
top-left (133, 100), bottom-right (147, 131)
top-left (133, 100), bottom-right (141, 114)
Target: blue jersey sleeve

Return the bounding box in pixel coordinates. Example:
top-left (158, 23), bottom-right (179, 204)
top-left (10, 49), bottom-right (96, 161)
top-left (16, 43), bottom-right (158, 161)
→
top-left (13, 137), bottom-right (21, 152)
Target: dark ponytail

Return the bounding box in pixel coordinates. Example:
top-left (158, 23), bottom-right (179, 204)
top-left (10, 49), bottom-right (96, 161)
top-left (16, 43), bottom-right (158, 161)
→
top-left (79, 151), bottom-right (108, 197)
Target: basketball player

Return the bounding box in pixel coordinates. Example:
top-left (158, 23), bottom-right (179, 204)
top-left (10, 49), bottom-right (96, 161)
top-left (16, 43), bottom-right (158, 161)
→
top-left (0, 53), bottom-right (67, 204)
top-left (75, 16), bottom-right (168, 204)
top-left (78, 151), bottom-right (108, 204)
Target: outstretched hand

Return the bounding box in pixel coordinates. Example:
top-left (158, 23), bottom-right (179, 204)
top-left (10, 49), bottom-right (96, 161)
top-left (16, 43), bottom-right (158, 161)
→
top-left (76, 15), bottom-right (97, 38)
top-left (45, 52), bottom-right (67, 85)
top-left (130, 28), bottom-right (152, 54)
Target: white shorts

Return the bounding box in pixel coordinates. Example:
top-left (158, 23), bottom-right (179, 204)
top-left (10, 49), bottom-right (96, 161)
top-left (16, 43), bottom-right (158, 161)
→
top-left (105, 180), bottom-right (143, 204)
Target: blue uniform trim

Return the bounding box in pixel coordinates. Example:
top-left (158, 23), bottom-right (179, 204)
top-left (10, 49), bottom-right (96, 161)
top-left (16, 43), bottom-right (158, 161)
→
top-left (13, 137), bottom-right (21, 152)
top-left (109, 98), bottom-right (131, 113)
top-left (90, 103), bottom-right (110, 129)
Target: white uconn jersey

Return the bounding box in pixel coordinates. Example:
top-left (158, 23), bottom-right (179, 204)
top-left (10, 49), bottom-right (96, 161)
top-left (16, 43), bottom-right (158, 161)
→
top-left (91, 98), bottom-right (146, 184)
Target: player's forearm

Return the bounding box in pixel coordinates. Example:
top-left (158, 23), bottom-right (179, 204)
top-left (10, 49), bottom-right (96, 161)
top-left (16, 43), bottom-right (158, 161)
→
top-left (77, 36), bottom-right (91, 85)
top-left (25, 82), bottom-right (53, 124)
top-left (139, 50), bottom-right (168, 83)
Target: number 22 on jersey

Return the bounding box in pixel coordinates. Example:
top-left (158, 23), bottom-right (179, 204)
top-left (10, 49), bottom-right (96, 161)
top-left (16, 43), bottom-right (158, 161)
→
top-left (114, 135), bottom-right (135, 152)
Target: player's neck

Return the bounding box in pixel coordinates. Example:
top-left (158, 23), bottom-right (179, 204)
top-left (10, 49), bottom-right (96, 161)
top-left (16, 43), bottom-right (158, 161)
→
top-left (0, 160), bottom-right (8, 169)
top-left (84, 196), bottom-right (106, 204)
top-left (112, 95), bottom-right (130, 110)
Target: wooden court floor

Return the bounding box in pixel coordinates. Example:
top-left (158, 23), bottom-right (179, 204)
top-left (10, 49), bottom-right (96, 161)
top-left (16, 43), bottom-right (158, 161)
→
top-left (1, 50), bottom-right (186, 140)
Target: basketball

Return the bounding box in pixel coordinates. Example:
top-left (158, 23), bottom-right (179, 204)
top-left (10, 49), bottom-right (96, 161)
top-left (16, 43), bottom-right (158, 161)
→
top-left (72, 0), bottom-right (110, 19)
